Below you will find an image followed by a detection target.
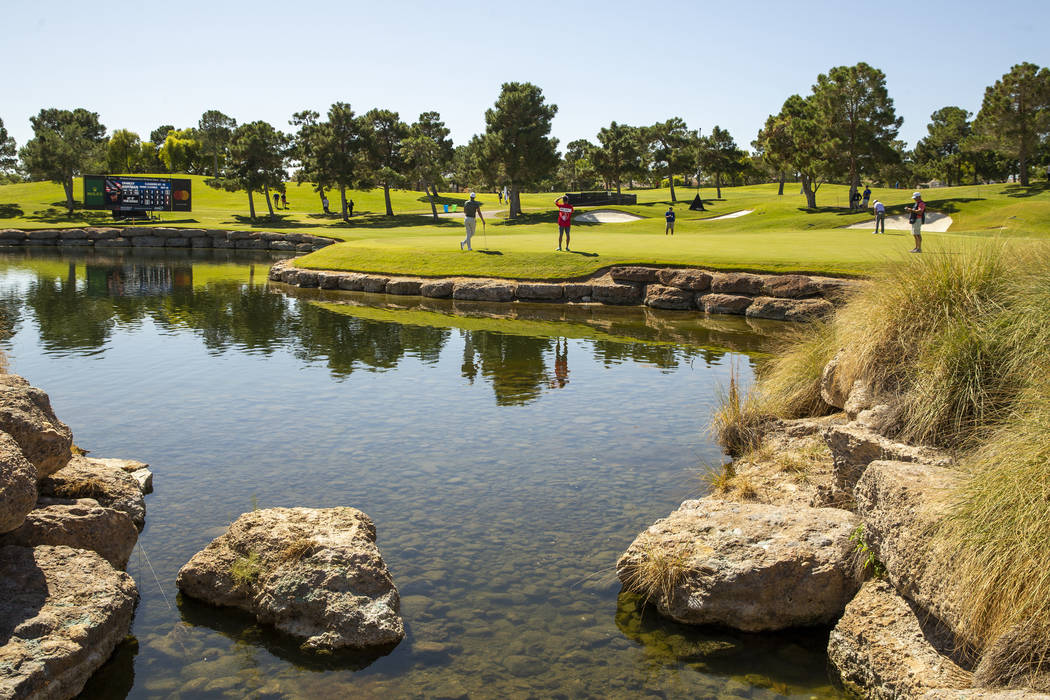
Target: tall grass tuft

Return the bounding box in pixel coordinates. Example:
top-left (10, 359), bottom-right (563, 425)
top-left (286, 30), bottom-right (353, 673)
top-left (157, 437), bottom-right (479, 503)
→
top-left (711, 364), bottom-right (772, 457)
top-left (756, 321), bottom-right (838, 419)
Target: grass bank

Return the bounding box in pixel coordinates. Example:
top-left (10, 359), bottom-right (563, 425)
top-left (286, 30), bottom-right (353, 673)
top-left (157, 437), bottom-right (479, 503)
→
top-left (720, 241), bottom-right (1050, 675)
top-left (2, 177), bottom-right (1050, 278)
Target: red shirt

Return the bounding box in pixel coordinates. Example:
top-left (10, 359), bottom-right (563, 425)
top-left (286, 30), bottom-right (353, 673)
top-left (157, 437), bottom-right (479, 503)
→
top-left (557, 203), bottom-right (574, 226)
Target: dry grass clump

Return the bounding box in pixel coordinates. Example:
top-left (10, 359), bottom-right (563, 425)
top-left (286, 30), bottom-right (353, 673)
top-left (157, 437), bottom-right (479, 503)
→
top-left (230, 551), bottom-right (262, 589)
top-left (278, 537), bottom-right (317, 564)
top-left (773, 440), bottom-right (830, 483)
top-left (711, 366), bottom-right (773, 457)
top-left (754, 321), bottom-right (839, 419)
top-left (51, 477), bottom-right (110, 500)
top-left (620, 537), bottom-right (691, 606)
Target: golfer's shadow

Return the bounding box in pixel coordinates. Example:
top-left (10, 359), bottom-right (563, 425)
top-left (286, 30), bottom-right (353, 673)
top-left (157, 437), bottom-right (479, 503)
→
top-left (476, 249), bottom-right (503, 255)
top-left (567, 250), bottom-right (598, 257)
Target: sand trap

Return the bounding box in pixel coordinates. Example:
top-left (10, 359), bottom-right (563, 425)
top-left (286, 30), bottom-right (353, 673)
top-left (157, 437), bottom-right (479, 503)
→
top-left (701, 209), bottom-right (754, 221)
top-left (575, 209), bottom-right (643, 223)
top-left (845, 212), bottom-right (953, 233)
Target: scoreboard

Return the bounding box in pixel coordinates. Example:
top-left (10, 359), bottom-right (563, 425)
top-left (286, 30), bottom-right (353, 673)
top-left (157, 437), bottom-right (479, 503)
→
top-left (83, 176), bottom-right (192, 213)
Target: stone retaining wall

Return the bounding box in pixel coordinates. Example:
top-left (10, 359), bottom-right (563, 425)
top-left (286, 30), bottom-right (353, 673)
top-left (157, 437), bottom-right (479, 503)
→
top-left (0, 227), bottom-right (334, 253)
top-left (269, 259), bottom-right (862, 322)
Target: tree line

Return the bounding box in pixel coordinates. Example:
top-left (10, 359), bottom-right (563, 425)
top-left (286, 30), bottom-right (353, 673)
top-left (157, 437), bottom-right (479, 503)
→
top-left (2, 62), bottom-right (1048, 219)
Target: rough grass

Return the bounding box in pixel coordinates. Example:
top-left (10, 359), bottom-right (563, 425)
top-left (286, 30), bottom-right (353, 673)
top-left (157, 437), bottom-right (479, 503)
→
top-left (230, 551), bottom-right (262, 589)
top-left (278, 537), bottom-right (316, 564)
top-left (51, 477), bottom-right (110, 500)
top-left (711, 365), bottom-right (772, 457)
top-left (619, 537), bottom-right (690, 606)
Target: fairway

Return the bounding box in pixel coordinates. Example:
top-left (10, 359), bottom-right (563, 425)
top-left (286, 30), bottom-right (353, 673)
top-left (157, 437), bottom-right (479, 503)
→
top-left (1, 176), bottom-right (1048, 278)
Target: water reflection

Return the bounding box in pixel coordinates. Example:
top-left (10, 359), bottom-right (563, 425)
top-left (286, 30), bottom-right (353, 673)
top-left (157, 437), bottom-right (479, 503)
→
top-left (0, 249), bottom-right (779, 405)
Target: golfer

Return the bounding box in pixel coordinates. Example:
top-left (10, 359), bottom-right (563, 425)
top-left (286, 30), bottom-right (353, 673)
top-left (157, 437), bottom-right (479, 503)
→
top-left (555, 195), bottom-right (574, 251)
top-left (460, 192), bottom-right (484, 251)
top-left (665, 206), bottom-right (675, 235)
top-left (904, 191), bottom-right (926, 253)
top-left (872, 199), bottom-right (886, 234)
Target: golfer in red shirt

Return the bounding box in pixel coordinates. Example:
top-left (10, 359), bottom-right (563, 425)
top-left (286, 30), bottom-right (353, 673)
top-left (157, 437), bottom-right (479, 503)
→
top-left (556, 196), bottom-right (574, 251)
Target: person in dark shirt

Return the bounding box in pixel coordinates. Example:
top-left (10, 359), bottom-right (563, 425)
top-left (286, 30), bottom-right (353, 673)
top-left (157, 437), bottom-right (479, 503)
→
top-left (273, 192), bottom-right (280, 209)
top-left (665, 206), bottom-right (676, 235)
top-left (460, 192), bottom-right (484, 251)
top-left (861, 185), bottom-right (871, 209)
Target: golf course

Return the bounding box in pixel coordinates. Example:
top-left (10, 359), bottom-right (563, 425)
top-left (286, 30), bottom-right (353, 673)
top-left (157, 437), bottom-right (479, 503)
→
top-left (2, 175), bottom-right (1048, 279)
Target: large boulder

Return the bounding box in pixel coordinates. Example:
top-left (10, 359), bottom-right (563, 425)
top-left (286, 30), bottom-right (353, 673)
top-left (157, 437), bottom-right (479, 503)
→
top-left (0, 432), bottom-right (36, 534)
top-left (644, 284), bottom-right (694, 310)
top-left (452, 280), bottom-right (516, 302)
top-left (762, 274), bottom-right (822, 299)
top-left (591, 280), bottom-right (643, 306)
top-left (823, 424), bottom-right (953, 501)
top-left (656, 268), bottom-right (712, 291)
top-left (828, 580), bottom-right (971, 699)
top-left (700, 293), bottom-right (753, 315)
top-left (176, 506), bottom-right (403, 651)
top-left (854, 460), bottom-right (967, 643)
top-left (0, 374), bottom-right (73, 478)
top-left (0, 545), bottom-right (138, 700)
top-left (616, 498), bottom-right (860, 631)
top-left (38, 456), bottom-right (146, 530)
top-left (745, 296), bottom-right (834, 322)
top-left (710, 272), bottom-right (765, 296)
top-left (609, 266), bottom-right (661, 284)
top-left (515, 283), bottom-right (564, 301)
top-left (0, 502), bottom-right (138, 570)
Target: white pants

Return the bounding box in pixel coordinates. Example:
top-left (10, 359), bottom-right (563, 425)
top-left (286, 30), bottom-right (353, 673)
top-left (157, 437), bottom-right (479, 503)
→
top-left (462, 217), bottom-right (476, 249)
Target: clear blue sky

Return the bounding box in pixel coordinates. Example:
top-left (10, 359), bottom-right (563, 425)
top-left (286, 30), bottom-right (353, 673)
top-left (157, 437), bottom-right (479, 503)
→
top-left (6, 0), bottom-right (1050, 154)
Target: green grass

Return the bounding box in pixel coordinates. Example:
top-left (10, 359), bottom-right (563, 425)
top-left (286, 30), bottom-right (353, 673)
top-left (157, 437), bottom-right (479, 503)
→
top-left (2, 176), bottom-right (1049, 277)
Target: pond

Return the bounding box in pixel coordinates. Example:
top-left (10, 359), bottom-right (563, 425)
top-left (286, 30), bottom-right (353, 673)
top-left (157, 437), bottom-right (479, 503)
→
top-left (0, 248), bottom-right (844, 699)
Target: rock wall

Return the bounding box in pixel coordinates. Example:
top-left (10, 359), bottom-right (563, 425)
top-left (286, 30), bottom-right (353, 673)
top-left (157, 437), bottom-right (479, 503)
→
top-left (0, 374), bottom-right (151, 699)
top-left (270, 259), bottom-right (862, 321)
top-left (0, 227), bottom-right (334, 252)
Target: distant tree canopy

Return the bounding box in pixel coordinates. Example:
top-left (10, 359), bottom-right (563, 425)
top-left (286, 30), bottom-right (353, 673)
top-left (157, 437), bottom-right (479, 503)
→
top-left (106, 129), bottom-right (143, 173)
top-left (697, 125), bottom-right (744, 199)
top-left (361, 109), bottom-right (410, 217)
top-left (19, 108), bottom-right (107, 213)
top-left (973, 62), bottom-right (1050, 186)
top-left (0, 118), bottom-right (17, 173)
top-left (198, 110), bottom-right (237, 178)
top-left (404, 111), bottom-right (454, 221)
top-left (592, 121), bottom-right (644, 195)
top-left (482, 82), bottom-right (559, 218)
top-left (209, 120), bottom-right (288, 222)
top-left (646, 118), bottom-right (694, 202)
top-left (159, 128), bottom-right (204, 174)
top-left (913, 107), bottom-right (972, 186)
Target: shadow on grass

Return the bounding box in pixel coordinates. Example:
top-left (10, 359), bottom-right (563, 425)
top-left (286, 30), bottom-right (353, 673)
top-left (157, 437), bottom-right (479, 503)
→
top-left (1000, 182), bottom-right (1050, 198)
top-left (0, 203), bottom-right (24, 218)
top-left (475, 249), bottom-right (503, 255)
top-left (415, 194), bottom-right (473, 206)
top-left (26, 208), bottom-right (113, 225)
top-left (567, 250), bottom-right (599, 257)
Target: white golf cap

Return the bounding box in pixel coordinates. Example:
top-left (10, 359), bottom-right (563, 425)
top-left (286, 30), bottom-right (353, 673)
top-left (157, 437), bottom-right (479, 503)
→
top-left (912, 192), bottom-right (921, 199)
top-left (469, 192), bottom-right (476, 199)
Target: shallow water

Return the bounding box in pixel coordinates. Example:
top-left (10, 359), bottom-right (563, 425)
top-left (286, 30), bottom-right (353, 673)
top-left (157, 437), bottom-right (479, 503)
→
top-left (0, 248), bottom-right (844, 699)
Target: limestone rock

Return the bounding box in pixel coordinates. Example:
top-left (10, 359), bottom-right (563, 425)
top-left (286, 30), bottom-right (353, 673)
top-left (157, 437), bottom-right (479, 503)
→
top-left (316, 271), bottom-right (343, 289)
top-left (854, 460), bottom-right (967, 643)
top-left (828, 580), bottom-right (971, 699)
top-left (592, 281), bottom-right (643, 305)
top-left (130, 468), bottom-right (153, 494)
top-left (823, 424), bottom-right (953, 500)
top-left (0, 502), bottom-right (138, 569)
top-left (656, 268), bottom-right (712, 291)
top-left (762, 274), bottom-right (823, 298)
top-left (562, 283), bottom-right (593, 301)
top-left (360, 275), bottom-right (389, 293)
top-left (176, 506), bottom-right (403, 651)
top-left (0, 545), bottom-right (138, 700)
top-left (609, 266), bottom-right (661, 283)
top-left (516, 283), bottom-right (564, 301)
top-left (616, 498), bottom-right (860, 631)
top-left (420, 280), bottom-right (454, 298)
top-left (820, 351), bottom-right (848, 409)
top-left (385, 278), bottom-right (422, 296)
top-left (0, 374), bottom-right (73, 478)
top-left (38, 455), bottom-right (146, 530)
top-left (295, 271), bottom-right (319, 288)
top-left (337, 273), bottom-right (366, 291)
top-left (0, 431), bottom-right (37, 534)
top-left (452, 280), bottom-right (516, 302)
top-left (711, 272), bottom-right (765, 296)
top-left (644, 284), bottom-right (694, 310)
top-left (745, 296), bottom-right (834, 321)
top-left (700, 293), bottom-right (753, 315)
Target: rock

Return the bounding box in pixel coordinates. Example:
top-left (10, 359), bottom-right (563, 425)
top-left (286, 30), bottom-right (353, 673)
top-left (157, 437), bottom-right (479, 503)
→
top-left (131, 236), bottom-right (164, 247)
top-left (26, 230), bottom-right (59, 241)
top-left (854, 460), bottom-right (967, 642)
top-left (975, 622), bottom-right (1050, 693)
top-left (420, 280), bottom-right (454, 298)
top-left (38, 455), bottom-right (147, 530)
top-left (83, 227), bottom-right (120, 240)
top-left (385, 278), bottom-right (422, 296)
top-left (656, 268), bottom-right (712, 291)
top-left (762, 274), bottom-right (822, 298)
top-left (610, 266), bottom-right (661, 284)
top-left (0, 545), bottom-right (138, 700)
top-left (700, 293), bottom-right (753, 315)
top-left (130, 468), bottom-right (153, 494)
top-left (279, 269), bottom-right (300, 285)
top-left (562, 283), bottom-right (592, 301)
top-left (823, 425), bottom-right (953, 500)
top-left (644, 284), bottom-right (694, 310)
top-left (296, 271), bottom-right (319, 288)
top-left (591, 280), bottom-right (643, 306)
top-left (0, 229), bottom-right (26, 240)
top-left (269, 240), bottom-right (296, 251)
top-left (616, 498), bottom-right (860, 631)
top-left (828, 580), bottom-right (971, 699)
top-left (337, 273), bottom-right (366, 291)
top-left (820, 351), bottom-right (847, 409)
top-left (94, 237), bottom-right (130, 248)
top-left (711, 272), bottom-right (765, 296)
top-left (0, 502), bottom-right (138, 569)
top-left (856, 404), bottom-right (900, 434)
top-left (0, 431), bottom-right (37, 534)
top-left (452, 280), bottom-right (516, 302)
top-left (0, 374), bottom-right (73, 478)
top-left (516, 283), bottom-right (564, 301)
top-left (316, 271), bottom-right (343, 290)
top-left (360, 275), bottom-right (389, 293)
top-left (176, 506), bottom-right (403, 651)
top-left (745, 296), bottom-right (834, 321)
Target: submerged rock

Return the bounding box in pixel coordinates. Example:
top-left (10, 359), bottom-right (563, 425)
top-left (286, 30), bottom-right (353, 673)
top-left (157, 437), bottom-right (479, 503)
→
top-left (0, 544), bottom-right (138, 700)
top-left (0, 431), bottom-right (37, 534)
top-left (616, 497), bottom-right (860, 631)
top-left (0, 374), bottom-right (73, 478)
top-left (176, 506), bottom-right (403, 651)
top-left (0, 502), bottom-right (138, 570)
top-left (38, 455), bottom-right (147, 530)
top-left (828, 580), bottom-right (971, 699)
